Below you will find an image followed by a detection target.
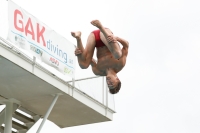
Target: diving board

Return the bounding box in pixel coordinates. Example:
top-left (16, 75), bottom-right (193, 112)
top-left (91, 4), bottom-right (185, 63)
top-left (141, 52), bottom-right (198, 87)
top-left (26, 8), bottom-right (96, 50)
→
top-left (0, 37), bottom-right (115, 132)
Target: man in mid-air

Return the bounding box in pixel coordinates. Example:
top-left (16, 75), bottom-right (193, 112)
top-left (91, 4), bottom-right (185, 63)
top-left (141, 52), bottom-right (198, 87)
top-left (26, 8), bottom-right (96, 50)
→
top-left (71, 20), bottom-right (129, 94)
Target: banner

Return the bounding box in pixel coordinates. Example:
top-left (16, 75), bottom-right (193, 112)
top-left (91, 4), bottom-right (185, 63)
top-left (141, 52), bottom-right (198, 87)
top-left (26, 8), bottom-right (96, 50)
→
top-left (7, 0), bottom-right (76, 77)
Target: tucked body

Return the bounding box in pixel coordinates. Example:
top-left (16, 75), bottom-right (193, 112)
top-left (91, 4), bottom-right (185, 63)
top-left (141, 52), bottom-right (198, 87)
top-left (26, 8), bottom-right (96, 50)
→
top-left (71, 20), bottom-right (129, 94)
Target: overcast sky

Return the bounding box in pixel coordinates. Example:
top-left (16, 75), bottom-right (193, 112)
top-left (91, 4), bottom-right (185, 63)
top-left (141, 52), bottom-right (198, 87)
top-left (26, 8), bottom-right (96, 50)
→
top-left (1, 0), bottom-right (200, 133)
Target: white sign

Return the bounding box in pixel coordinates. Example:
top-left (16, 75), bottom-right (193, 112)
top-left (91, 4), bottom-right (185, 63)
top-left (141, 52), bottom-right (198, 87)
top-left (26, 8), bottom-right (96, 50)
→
top-left (7, 0), bottom-right (76, 77)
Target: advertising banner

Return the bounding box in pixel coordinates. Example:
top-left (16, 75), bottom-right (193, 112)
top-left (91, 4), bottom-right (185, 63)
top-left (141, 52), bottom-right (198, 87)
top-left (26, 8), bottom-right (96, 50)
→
top-left (7, 0), bottom-right (76, 77)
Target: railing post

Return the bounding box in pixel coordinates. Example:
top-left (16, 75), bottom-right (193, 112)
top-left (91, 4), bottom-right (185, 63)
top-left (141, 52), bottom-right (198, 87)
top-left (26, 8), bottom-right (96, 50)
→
top-left (105, 83), bottom-right (108, 116)
top-left (102, 76), bottom-right (104, 105)
top-left (72, 78), bottom-right (75, 97)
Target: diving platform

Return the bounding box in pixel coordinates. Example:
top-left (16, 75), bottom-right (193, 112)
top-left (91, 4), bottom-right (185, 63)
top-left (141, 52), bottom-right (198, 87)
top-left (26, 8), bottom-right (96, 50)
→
top-left (0, 37), bottom-right (115, 132)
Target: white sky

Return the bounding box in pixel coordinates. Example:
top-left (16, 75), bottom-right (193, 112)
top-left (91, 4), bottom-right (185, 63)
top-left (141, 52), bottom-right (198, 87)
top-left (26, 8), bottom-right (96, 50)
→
top-left (1, 0), bottom-right (200, 133)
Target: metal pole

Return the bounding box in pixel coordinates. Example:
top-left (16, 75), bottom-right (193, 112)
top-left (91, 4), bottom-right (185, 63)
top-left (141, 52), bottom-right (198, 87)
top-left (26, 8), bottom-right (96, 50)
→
top-left (68, 81), bottom-right (70, 95)
top-left (32, 56), bottom-right (36, 73)
top-left (72, 78), bottom-right (75, 97)
top-left (105, 84), bottom-right (108, 116)
top-left (4, 101), bottom-right (13, 133)
top-left (66, 76), bottom-right (100, 83)
top-left (36, 94), bottom-right (60, 133)
top-left (102, 77), bottom-right (104, 105)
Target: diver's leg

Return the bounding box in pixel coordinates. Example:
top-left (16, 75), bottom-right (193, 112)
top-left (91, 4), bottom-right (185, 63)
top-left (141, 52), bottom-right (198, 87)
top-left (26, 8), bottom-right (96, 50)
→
top-left (91, 20), bottom-right (122, 59)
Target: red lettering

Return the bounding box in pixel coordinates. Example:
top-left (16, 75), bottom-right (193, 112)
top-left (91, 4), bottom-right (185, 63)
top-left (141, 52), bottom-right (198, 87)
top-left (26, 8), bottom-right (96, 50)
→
top-left (49, 57), bottom-right (59, 66)
top-left (13, 10), bottom-right (46, 46)
top-left (25, 18), bottom-right (35, 40)
top-left (37, 23), bottom-right (46, 47)
top-left (14, 10), bottom-right (24, 32)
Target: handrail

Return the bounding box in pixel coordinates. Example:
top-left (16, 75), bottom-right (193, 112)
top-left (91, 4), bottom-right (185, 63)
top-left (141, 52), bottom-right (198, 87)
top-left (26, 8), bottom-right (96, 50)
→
top-left (66, 76), bottom-right (101, 83)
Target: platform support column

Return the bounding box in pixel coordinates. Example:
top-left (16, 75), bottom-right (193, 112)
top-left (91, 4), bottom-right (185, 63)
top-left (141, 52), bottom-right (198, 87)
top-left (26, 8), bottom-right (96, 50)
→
top-left (0, 99), bottom-right (20, 133)
top-left (36, 93), bottom-right (61, 133)
top-left (4, 101), bottom-right (13, 133)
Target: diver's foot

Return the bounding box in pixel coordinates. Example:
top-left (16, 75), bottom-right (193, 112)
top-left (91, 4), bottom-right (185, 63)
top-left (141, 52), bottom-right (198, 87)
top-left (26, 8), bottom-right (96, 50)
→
top-left (91, 20), bottom-right (103, 29)
top-left (71, 31), bottom-right (81, 39)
